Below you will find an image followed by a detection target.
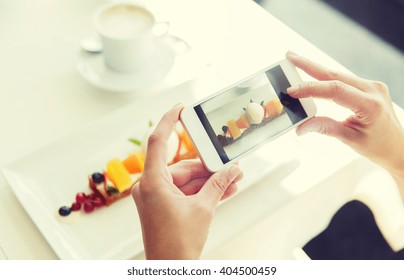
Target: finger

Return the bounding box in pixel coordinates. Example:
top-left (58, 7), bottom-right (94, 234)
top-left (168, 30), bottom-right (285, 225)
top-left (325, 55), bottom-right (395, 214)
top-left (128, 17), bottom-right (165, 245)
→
top-left (296, 116), bottom-right (360, 144)
top-left (180, 179), bottom-right (239, 200)
top-left (144, 104), bottom-right (184, 171)
top-left (131, 182), bottom-right (140, 202)
top-left (197, 164), bottom-right (243, 207)
top-left (178, 177), bottom-right (209, 195)
top-left (220, 183), bottom-right (238, 201)
top-left (287, 80), bottom-right (370, 115)
top-left (169, 160), bottom-right (212, 187)
top-left (286, 51), bottom-right (371, 91)
top-left (179, 171), bottom-right (243, 196)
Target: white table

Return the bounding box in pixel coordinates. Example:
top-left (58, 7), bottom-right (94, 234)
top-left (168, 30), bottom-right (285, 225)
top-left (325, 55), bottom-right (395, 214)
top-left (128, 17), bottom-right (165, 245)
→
top-left (1, 0), bottom-right (403, 259)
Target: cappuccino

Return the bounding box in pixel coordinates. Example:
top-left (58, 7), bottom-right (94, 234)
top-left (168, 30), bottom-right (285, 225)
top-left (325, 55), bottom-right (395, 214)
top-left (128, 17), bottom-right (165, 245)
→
top-left (97, 5), bottom-right (154, 39)
top-left (93, 2), bottom-right (169, 73)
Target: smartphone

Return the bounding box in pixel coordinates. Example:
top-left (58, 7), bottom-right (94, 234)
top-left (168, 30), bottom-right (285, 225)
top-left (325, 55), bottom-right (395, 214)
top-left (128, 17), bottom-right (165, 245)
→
top-left (180, 59), bottom-right (317, 171)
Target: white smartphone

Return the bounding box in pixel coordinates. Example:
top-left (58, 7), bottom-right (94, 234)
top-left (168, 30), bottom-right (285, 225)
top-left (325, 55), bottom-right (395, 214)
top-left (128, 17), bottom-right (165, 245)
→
top-left (180, 59), bottom-right (317, 171)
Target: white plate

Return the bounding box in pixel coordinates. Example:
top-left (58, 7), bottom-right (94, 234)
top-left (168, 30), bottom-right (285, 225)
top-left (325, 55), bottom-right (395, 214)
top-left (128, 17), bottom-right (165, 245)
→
top-left (77, 35), bottom-right (205, 93)
top-left (1, 99), bottom-right (299, 259)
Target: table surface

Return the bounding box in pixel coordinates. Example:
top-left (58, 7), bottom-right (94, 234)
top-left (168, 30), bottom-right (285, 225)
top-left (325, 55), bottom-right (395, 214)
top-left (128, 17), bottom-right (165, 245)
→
top-left (1, 0), bottom-right (403, 260)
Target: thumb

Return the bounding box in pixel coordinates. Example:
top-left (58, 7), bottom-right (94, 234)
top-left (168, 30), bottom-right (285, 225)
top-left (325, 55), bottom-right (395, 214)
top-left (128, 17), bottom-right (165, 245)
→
top-left (296, 116), bottom-right (358, 144)
top-left (197, 164), bottom-right (243, 207)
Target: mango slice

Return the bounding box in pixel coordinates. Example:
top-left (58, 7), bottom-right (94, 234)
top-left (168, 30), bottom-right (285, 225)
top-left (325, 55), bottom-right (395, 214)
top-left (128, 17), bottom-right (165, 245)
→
top-left (123, 151), bottom-right (145, 174)
top-left (106, 159), bottom-right (133, 192)
top-left (227, 120), bottom-right (241, 140)
top-left (265, 99), bottom-right (284, 117)
top-left (236, 114), bottom-right (250, 129)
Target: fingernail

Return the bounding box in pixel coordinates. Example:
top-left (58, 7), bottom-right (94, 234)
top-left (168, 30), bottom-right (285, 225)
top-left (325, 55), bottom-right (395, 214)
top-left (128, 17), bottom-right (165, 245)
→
top-left (228, 165), bottom-right (241, 181)
top-left (172, 102), bottom-right (183, 108)
top-left (296, 128), bottom-right (309, 136)
top-left (286, 50), bottom-right (299, 58)
top-left (296, 125), bottom-right (317, 136)
top-left (287, 86), bottom-right (299, 95)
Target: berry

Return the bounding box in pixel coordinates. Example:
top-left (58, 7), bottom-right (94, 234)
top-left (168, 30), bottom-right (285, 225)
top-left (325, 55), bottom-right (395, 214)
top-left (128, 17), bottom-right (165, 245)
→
top-left (75, 192), bottom-right (86, 204)
top-left (92, 197), bottom-right (104, 208)
top-left (86, 193), bottom-right (97, 201)
top-left (91, 172), bottom-right (104, 184)
top-left (222, 125), bottom-right (228, 133)
top-left (83, 202), bottom-right (94, 213)
top-left (71, 202), bottom-right (81, 211)
top-left (58, 206), bottom-right (72, 216)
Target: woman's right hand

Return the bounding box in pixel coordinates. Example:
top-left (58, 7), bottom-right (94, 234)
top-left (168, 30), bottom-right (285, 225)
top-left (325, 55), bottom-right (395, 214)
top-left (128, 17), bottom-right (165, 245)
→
top-left (132, 104), bottom-right (243, 259)
top-left (286, 52), bottom-right (404, 200)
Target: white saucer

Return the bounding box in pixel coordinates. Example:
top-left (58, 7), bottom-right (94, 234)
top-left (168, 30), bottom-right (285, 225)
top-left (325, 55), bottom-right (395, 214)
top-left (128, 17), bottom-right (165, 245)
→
top-left (77, 40), bottom-right (176, 92)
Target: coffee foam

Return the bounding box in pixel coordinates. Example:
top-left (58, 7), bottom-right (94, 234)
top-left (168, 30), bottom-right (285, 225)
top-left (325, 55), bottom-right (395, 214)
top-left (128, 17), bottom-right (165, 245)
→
top-left (98, 5), bottom-right (154, 38)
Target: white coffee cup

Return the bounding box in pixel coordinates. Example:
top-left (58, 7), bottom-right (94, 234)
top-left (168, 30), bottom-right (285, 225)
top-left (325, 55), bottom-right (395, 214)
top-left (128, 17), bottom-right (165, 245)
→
top-left (93, 1), bottom-right (167, 73)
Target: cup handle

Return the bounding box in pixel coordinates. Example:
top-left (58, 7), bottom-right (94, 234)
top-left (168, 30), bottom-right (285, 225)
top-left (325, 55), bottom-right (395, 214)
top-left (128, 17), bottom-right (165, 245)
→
top-left (153, 21), bottom-right (170, 37)
top-left (166, 34), bottom-right (192, 55)
top-left (153, 21), bottom-right (192, 55)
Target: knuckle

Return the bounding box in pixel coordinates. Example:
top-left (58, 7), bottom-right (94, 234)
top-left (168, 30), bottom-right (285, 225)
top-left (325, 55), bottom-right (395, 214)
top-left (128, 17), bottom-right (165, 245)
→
top-left (316, 123), bottom-right (328, 135)
top-left (137, 176), bottom-right (152, 195)
top-left (131, 184), bottom-right (137, 197)
top-left (147, 132), bottom-right (163, 147)
top-left (329, 80), bottom-right (347, 95)
top-left (367, 96), bottom-right (384, 114)
top-left (325, 68), bottom-right (340, 80)
top-left (131, 182), bottom-right (141, 201)
top-left (371, 81), bottom-right (389, 92)
top-left (211, 177), bottom-right (227, 196)
top-left (377, 81), bottom-right (388, 91)
top-left (301, 81), bottom-right (317, 92)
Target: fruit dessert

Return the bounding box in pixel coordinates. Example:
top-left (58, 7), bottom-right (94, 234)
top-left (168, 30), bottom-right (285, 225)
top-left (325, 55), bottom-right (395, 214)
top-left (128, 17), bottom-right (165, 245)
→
top-left (217, 98), bottom-right (284, 147)
top-left (58, 125), bottom-right (198, 217)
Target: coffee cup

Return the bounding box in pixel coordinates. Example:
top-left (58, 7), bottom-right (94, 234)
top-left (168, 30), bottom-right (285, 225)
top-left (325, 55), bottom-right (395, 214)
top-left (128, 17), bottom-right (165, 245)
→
top-left (93, 1), bottom-right (171, 73)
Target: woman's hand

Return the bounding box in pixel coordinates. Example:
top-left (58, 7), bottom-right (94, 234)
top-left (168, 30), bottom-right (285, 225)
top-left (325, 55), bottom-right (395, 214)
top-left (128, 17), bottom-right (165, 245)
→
top-left (286, 51), bottom-right (404, 200)
top-left (132, 104), bottom-right (243, 259)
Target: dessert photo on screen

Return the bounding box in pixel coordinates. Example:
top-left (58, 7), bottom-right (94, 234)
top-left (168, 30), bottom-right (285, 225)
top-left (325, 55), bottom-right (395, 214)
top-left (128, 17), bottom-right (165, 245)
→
top-left (196, 65), bottom-right (307, 162)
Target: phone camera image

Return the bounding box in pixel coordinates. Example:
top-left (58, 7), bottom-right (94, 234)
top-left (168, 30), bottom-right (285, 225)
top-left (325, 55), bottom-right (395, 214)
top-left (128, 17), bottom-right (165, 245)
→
top-left (194, 65), bottom-right (307, 164)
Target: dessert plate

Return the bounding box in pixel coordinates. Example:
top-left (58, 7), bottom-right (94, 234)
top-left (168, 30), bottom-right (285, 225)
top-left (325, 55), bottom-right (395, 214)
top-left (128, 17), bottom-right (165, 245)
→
top-left (1, 100), bottom-right (298, 259)
top-left (77, 35), bottom-right (203, 93)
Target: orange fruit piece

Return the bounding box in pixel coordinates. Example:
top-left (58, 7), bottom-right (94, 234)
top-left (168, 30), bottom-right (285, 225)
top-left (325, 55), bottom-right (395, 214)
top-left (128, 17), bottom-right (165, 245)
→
top-left (265, 99), bottom-right (284, 118)
top-left (123, 151), bottom-right (145, 174)
top-left (106, 159), bottom-right (133, 192)
top-left (235, 114), bottom-right (250, 129)
top-left (227, 119), bottom-right (241, 139)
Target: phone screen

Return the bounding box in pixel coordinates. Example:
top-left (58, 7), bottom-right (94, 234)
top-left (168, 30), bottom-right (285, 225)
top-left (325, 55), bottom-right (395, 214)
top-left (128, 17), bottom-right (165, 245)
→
top-left (194, 65), bottom-right (307, 163)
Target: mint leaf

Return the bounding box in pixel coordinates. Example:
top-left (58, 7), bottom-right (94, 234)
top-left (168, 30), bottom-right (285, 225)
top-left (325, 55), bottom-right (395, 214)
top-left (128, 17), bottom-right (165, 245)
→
top-left (129, 138), bottom-right (142, 146)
